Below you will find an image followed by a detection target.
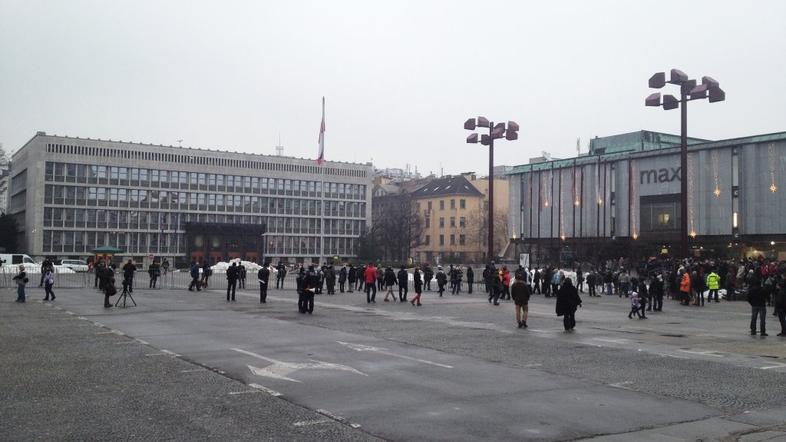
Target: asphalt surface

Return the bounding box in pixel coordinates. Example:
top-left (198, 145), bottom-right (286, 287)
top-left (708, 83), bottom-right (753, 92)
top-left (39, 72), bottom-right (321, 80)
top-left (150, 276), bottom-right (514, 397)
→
top-left (3, 281), bottom-right (786, 441)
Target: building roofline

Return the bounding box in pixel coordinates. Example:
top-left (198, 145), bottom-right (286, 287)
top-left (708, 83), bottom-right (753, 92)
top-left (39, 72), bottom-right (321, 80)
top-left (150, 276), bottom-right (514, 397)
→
top-left (16, 131), bottom-right (371, 168)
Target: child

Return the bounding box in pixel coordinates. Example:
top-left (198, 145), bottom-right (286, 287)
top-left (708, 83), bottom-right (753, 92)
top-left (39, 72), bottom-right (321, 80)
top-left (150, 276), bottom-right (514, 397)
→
top-left (628, 290), bottom-right (642, 319)
top-left (43, 268), bottom-right (56, 301)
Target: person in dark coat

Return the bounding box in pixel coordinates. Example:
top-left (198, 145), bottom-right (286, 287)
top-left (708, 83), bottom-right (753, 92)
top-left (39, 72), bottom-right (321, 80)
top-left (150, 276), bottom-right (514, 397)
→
top-left (300, 265), bottom-right (318, 314)
top-left (257, 263), bottom-right (270, 303)
top-left (748, 279), bottom-right (767, 336)
top-left (148, 262), bottom-right (160, 288)
top-left (122, 259), bottom-right (136, 293)
top-left (346, 264), bottom-right (356, 293)
top-left (436, 267), bottom-right (447, 297)
top-left (489, 271), bottom-right (502, 305)
top-left (649, 274), bottom-right (665, 312)
top-left (511, 278), bottom-right (531, 328)
top-left (466, 266), bottom-right (474, 294)
top-left (226, 262), bottom-right (239, 302)
top-left (383, 266), bottom-right (398, 302)
top-left (397, 266), bottom-right (409, 302)
top-left (188, 260), bottom-right (201, 291)
top-left (424, 265), bottom-right (434, 291)
top-left (325, 266), bottom-right (336, 295)
top-left (276, 262), bottom-right (287, 289)
top-left (338, 265), bottom-right (347, 293)
top-left (556, 278), bottom-right (582, 332)
top-left (411, 267), bottom-right (423, 306)
top-left (773, 280), bottom-right (786, 337)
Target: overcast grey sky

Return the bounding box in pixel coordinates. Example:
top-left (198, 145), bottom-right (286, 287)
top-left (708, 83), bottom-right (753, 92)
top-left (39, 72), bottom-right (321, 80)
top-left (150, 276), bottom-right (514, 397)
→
top-left (1, 0), bottom-right (785, 174)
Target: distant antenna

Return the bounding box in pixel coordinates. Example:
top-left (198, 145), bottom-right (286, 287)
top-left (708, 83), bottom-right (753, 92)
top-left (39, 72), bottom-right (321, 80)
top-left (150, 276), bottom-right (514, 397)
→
top-left (177, 139), bottom-right (183, 147)
top-left (542, 151), bottom-right (552, 161)
top-left (275, 134), bottom-right (284, 156)
top-left (576, 138), bottom-right (581, 155)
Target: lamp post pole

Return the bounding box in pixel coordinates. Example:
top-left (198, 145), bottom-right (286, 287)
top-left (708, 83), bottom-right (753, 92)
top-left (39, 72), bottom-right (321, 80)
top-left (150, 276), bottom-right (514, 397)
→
top-left (487, 124), bottom-right (495, 263)
top-left (645, 69), bottom-right (725, 259)
top-left (464, 116), bottom-right (519, 265)
top-left (679, 88), bottom-right (688, 259)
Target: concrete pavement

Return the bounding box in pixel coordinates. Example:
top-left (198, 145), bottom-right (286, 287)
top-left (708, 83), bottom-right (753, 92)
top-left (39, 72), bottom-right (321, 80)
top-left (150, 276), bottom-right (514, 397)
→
top-left (3, 284), bottom-right (786, 441)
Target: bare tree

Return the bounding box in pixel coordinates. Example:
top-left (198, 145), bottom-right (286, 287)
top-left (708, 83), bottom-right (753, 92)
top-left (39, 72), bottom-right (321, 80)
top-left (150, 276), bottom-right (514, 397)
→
top-left (370, 192), bottom-right (423, 263)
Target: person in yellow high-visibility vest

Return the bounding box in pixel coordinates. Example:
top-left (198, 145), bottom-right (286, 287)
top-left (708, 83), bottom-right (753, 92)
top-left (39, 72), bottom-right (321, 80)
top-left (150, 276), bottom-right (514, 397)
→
top-left (706, 270), bottom-right (721, 303)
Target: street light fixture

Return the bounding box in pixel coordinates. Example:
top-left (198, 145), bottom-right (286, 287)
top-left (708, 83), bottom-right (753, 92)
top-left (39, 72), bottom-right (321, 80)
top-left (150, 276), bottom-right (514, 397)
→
top-left (465, 116), bottom-right (519, 263)
top-left (645, 68), bottom-right (725, 258)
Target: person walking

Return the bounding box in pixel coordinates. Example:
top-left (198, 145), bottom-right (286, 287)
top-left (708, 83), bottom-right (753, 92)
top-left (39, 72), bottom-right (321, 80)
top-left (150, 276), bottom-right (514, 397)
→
top-left (706, 269), bottom-right (721, 303)
top-left (383, 266), bottom-right (397, 302)
top-left (452, 267), bottom-right (463, 295)
top-left (511, 277), bottom-right (531, 328)
top-left (93, 259), bottom-right (105, 288)
top-left (238, 263), bottom-right (247, 290)
top-left (347, 264), bottom-right (356, 293)
top-left (773, 280), bottom-right (786, 337)
top-left (226, 262), bottom-right (239, 302)
top-left (13, 265), bottom-right (29, 303)
top-left (397, 266), bottom-right (409, 302)
top-left (148, 261), bottom-right (160, 288)
top-left (161, 259), bottom-right (170, 275)
top-left (257, 262), bottom-right (270, 303)
top-left (466, 266), bottom-right (474, 294)
top-left (650, 274), bottom-right (665, 312)
top-left (43, 267), bottom-right (56, 301)
top-left (376, 266), bottom-right (385, 291)
top-left (586, 271), bottom-right (597, 297)
top-left (339, 264), bottom-right (347, 293)
top-left (576, 268), bottom-right (584, 293)
top-left (424, 265), bottom-right (434, 291)
top-left (436, 266), bottom-right (447, 297)
top-left (411, 267), bottom-right (423, 306)
top-left (628, 290), bottom-right (643, 319)
top-left (276, 262), bottom-right (287, 289)
top-left (101, 270), bottom-right (116, 308)
top-left (200, 260), bottom-right (211, 289)
top-left (533, 268), bottom-right (541, 294)
top-left (556, 278), bottom-right (582, 332)
top-left (748, 278), bottom-right (767, 336)
top-left (364, 263), bottom-right (377, 303)
top-left (502, 267), bottom-right (511, 300)
top-left (489, 271), bottom-right (502, 305)
top-left (188, 260), bottom-right (201, 291)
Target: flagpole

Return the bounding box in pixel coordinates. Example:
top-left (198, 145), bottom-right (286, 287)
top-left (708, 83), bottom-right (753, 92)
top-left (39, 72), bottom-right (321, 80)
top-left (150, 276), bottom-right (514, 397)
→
top-left (319, 97), bottom-right (325, 266)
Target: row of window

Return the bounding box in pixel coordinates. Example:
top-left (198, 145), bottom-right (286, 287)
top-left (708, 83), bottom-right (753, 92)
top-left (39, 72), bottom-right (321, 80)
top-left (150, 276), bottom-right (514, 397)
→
top-left (43, 208), bottom-right (365, 236)
top-left (44, 185), bottom-right (366, 218)
top-left (41, 229), bottom-right (358, 256)
top-left (422, 234), bottom-right (466, 246)
top-left (425, 216), bottom-right (467, 229)
top-left (45, 162), bottom-right (367, 201)
top-left (46, 144), bottom-right (368, 178)
top-left (415, 198), bottom-right (467, 212)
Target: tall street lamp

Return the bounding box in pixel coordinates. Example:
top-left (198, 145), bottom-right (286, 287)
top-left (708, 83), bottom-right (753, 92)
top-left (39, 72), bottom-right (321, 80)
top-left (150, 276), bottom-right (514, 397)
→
top-left (645, 69), bottom-right (725, 258)
top-left (464, 117), bottom-right (519, 263)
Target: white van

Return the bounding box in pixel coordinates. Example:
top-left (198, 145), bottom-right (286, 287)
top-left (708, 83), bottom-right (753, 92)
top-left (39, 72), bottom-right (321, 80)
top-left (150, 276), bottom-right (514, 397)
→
top-left (0, 254), bottom-right (37, 266)
top-left (60, 259), bottom-right (89, 272)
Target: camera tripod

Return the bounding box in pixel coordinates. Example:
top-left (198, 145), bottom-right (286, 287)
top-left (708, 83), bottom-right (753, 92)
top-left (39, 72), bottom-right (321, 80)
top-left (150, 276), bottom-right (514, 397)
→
top-left (115, 282), bottom-right (137, 308)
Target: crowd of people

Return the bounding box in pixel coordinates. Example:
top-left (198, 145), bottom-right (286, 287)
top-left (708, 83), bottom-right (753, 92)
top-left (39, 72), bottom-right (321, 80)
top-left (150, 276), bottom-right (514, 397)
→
top-left (15, 253), bottom-right (786, 337)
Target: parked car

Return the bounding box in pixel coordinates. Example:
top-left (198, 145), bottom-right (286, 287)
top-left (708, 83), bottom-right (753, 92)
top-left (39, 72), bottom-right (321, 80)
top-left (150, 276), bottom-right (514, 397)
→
top-left (59, 259), bottom-right (89, 272)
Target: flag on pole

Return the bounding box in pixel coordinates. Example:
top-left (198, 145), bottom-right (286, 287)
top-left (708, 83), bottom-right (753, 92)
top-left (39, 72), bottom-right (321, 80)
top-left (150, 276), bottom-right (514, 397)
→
top-left (317, 97), bottom-right (325, 165)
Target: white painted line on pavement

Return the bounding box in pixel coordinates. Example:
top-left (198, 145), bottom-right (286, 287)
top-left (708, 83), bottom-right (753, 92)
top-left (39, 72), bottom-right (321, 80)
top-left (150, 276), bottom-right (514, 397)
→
top-left (93, 322), bottom-right (105, 327)
top-left (110, 329), bottom-right (125, 336)
top-left (293, 419), bottom-right (331, 427)
top-left (180, 368), bottom-right (206, 373)
top-left (160, 349), bottom-right (181, 357)
top-left (336, 341), bottom-right (453, 369)
top-left (677, 349), bottom-right (724, 358)
top-left (114, 340), bottom-right (137, 345)
top-left (609, 381), bottom-right (634, 390)
top-left (145, 353), bottom-right (167, 356)
top-left (136, 339), bottom-right (149, 345)
top-left (228, 390), bottom-right (261, 395)
top-left (592, 337), bottom-right (631, 344)
top-left (760, 363), bottom-right (786, 370)
top-left (96, 331), bottom-right (114, 335)
top-left (317, 409), bottom-right (361, 429)
top-left (249, 383), bottom-right (282, 397)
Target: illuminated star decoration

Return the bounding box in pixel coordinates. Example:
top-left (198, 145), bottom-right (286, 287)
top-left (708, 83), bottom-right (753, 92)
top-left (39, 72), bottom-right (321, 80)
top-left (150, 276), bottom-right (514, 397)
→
top-left (690, 230), bottom-right (697, 238)
top-left (713, 187), bottom-right (721, 197)
top-left (770, 183), bottom-right (778, 193)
